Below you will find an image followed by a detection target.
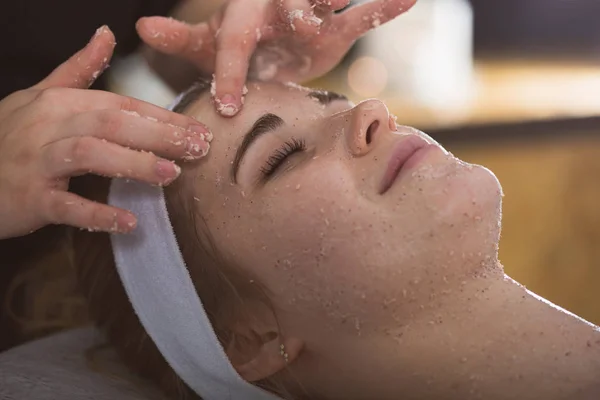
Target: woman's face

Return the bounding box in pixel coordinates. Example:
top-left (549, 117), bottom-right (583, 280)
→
top-left (183, 81), bottom-right (503, 364)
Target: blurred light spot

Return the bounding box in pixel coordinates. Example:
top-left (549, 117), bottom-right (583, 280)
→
top-left (347, 57), bottom-right (388, 98)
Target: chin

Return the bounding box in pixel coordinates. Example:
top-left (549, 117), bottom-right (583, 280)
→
top-left (424, 159), bottom-right (503, 270)
top-left (456, 161), bottom-right (503, 266)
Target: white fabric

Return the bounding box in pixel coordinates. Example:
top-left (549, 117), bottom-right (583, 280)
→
top-left (109, 180), bottom-right (281, 400)
top-left (108, 92), bottom-right (281, 399)
top-left (0, 328), bottom-right (167, 400)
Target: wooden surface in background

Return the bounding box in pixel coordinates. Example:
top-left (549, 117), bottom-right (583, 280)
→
top-left (317, 59), bottom-right (600, 129)
top-left (451, 135), bottom-right (600, 325)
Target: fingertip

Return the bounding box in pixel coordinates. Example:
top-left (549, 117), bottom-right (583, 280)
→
top-left (212, 68), bottom-right (250, 116)
top-left (156, 159), bottom-right (182, 184)
top-left (92, 25), bottom-right (116, 47)
top-left (136, 16), bottom-right (166, 33)
top-left (215, 93), bottom-right (240, 117)
top-left (117, 212), bottom-right (138, 233)
top-left (93, 25), bottom-right (110, 38)
top-left (135, 16), bottom-right (157, 39)
top-left (189, 124), bottom-right (213, 142)
top-left (135, 17), bottom-right (147, 32)
top-left (107, 211), bottom-right (137, 234)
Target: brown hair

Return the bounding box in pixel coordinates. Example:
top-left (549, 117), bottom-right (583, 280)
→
top-left (71, 172), bottom-right (297, 399)
top-left (71, 83), bottom-right (298, 399)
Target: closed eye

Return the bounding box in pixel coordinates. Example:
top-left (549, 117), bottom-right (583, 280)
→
top-left (260, 137), bottom-right (306, 180)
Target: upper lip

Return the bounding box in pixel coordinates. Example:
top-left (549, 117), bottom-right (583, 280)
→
top-left (379, 135), bottom-right (430, 194)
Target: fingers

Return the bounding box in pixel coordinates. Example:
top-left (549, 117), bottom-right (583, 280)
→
top-left (43, 136), bottom-right (183, 186)
top-left (213, 0), bottom-right (271, 117)
top-left (279, 0), bottom-right (323, 36)
top-left (136, 16), bottom-right (216, 73)
top-left (43, 190), bottom-right (137, 233)
top-left (337, 0), bottom-right (417, 38)
top-left (33, 87), bottom-right (212, 132)
top-left (37, 25), bottom-right (116, 90)
top-left (59, 109), bottom-right (211, 161)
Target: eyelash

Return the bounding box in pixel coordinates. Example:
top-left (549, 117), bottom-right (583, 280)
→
top-left (260, 137), bottom-right (307, 178)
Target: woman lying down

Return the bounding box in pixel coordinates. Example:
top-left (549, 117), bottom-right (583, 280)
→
top-left (4, 79), bottom-right (600, 400)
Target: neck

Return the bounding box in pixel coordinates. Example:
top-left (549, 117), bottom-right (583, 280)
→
top-left (382, 271), bottom-right (600, 399)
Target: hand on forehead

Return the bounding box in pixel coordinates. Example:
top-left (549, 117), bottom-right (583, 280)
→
top-left (182, 81), bottom-right (343, 150)
top-left (176, 81), bottom-right (351, 196)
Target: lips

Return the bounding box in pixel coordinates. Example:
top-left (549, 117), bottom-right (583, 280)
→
top-left (378, 135), bottom-right (432, 194)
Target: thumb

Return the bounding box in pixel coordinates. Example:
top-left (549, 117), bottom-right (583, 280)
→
top-left (36, 25), bottom-right (117, 90)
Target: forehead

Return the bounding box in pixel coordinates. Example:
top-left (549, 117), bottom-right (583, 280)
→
top-left (184, 82), bottom-right (325, 157)
top-left (187, 82), bottom-right (317, 131)
top-left (178, 83), bottom-right (324, 186)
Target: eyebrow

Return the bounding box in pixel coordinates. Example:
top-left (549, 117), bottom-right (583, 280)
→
top-left (307, 90), bottom-right (348, 105)
top-left (231, 113), bottom-right (285, 183)
top-left (229, 90), bottom-right (349, 183)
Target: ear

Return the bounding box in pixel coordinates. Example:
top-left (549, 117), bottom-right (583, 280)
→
top-left (227, 327), bottom-right (304, 382)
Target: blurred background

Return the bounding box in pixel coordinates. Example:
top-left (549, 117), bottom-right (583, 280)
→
top-left (5, 0), bottom-right (600, 350)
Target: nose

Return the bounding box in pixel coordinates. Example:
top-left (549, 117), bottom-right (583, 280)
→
top-left (345, 99), bottom-right (392, 157)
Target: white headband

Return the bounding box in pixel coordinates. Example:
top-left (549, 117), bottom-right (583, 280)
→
top-left (108, 96), bottom-right (282, 400)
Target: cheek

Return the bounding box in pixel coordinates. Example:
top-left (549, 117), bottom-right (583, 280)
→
top-left (208, 158), bottom-right (503, 339)
top-left (224, 162), bottom-right (378, 310)
top-left (244, 162), bottom-right (361, 262)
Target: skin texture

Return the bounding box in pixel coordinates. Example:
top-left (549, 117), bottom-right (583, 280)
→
top-left (176, 82), bottom-right (600, 399)
top-left (0, 27), bottom-right (210, 239)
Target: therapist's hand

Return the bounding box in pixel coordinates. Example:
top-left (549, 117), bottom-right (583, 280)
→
top-left (0, 26), bottom-right (212, 240)
top-left (137, 0), bottom-right (417, 117)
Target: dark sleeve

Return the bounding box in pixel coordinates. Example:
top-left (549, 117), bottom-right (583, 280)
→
top-left (0, 0), bottom-right (182, 99)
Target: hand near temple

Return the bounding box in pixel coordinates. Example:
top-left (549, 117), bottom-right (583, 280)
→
top-left (137, 0), bottom-right (417, 117)
top-left (0, 27), bottom-right (212, 240)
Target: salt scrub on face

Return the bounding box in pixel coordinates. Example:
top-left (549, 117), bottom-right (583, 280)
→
top-left (210, 75), bottom-right (237, 116)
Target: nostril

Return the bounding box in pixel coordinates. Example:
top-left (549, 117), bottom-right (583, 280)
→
top-left (366, 120), bottom-right (379, 145)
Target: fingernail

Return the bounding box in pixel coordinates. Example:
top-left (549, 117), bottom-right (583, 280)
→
top-left (216, 94), bottom-right (239, 117)
top-left (184, 136), bottom-right (210, 160)
top-left (156, 160), bottom-right (181, 183)
top-left (113, 212), bottom-right (137, 233)
top-left (189, 124), bottom-right (213, 142)
top-left (117, 213), bottom-right (137, 233)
